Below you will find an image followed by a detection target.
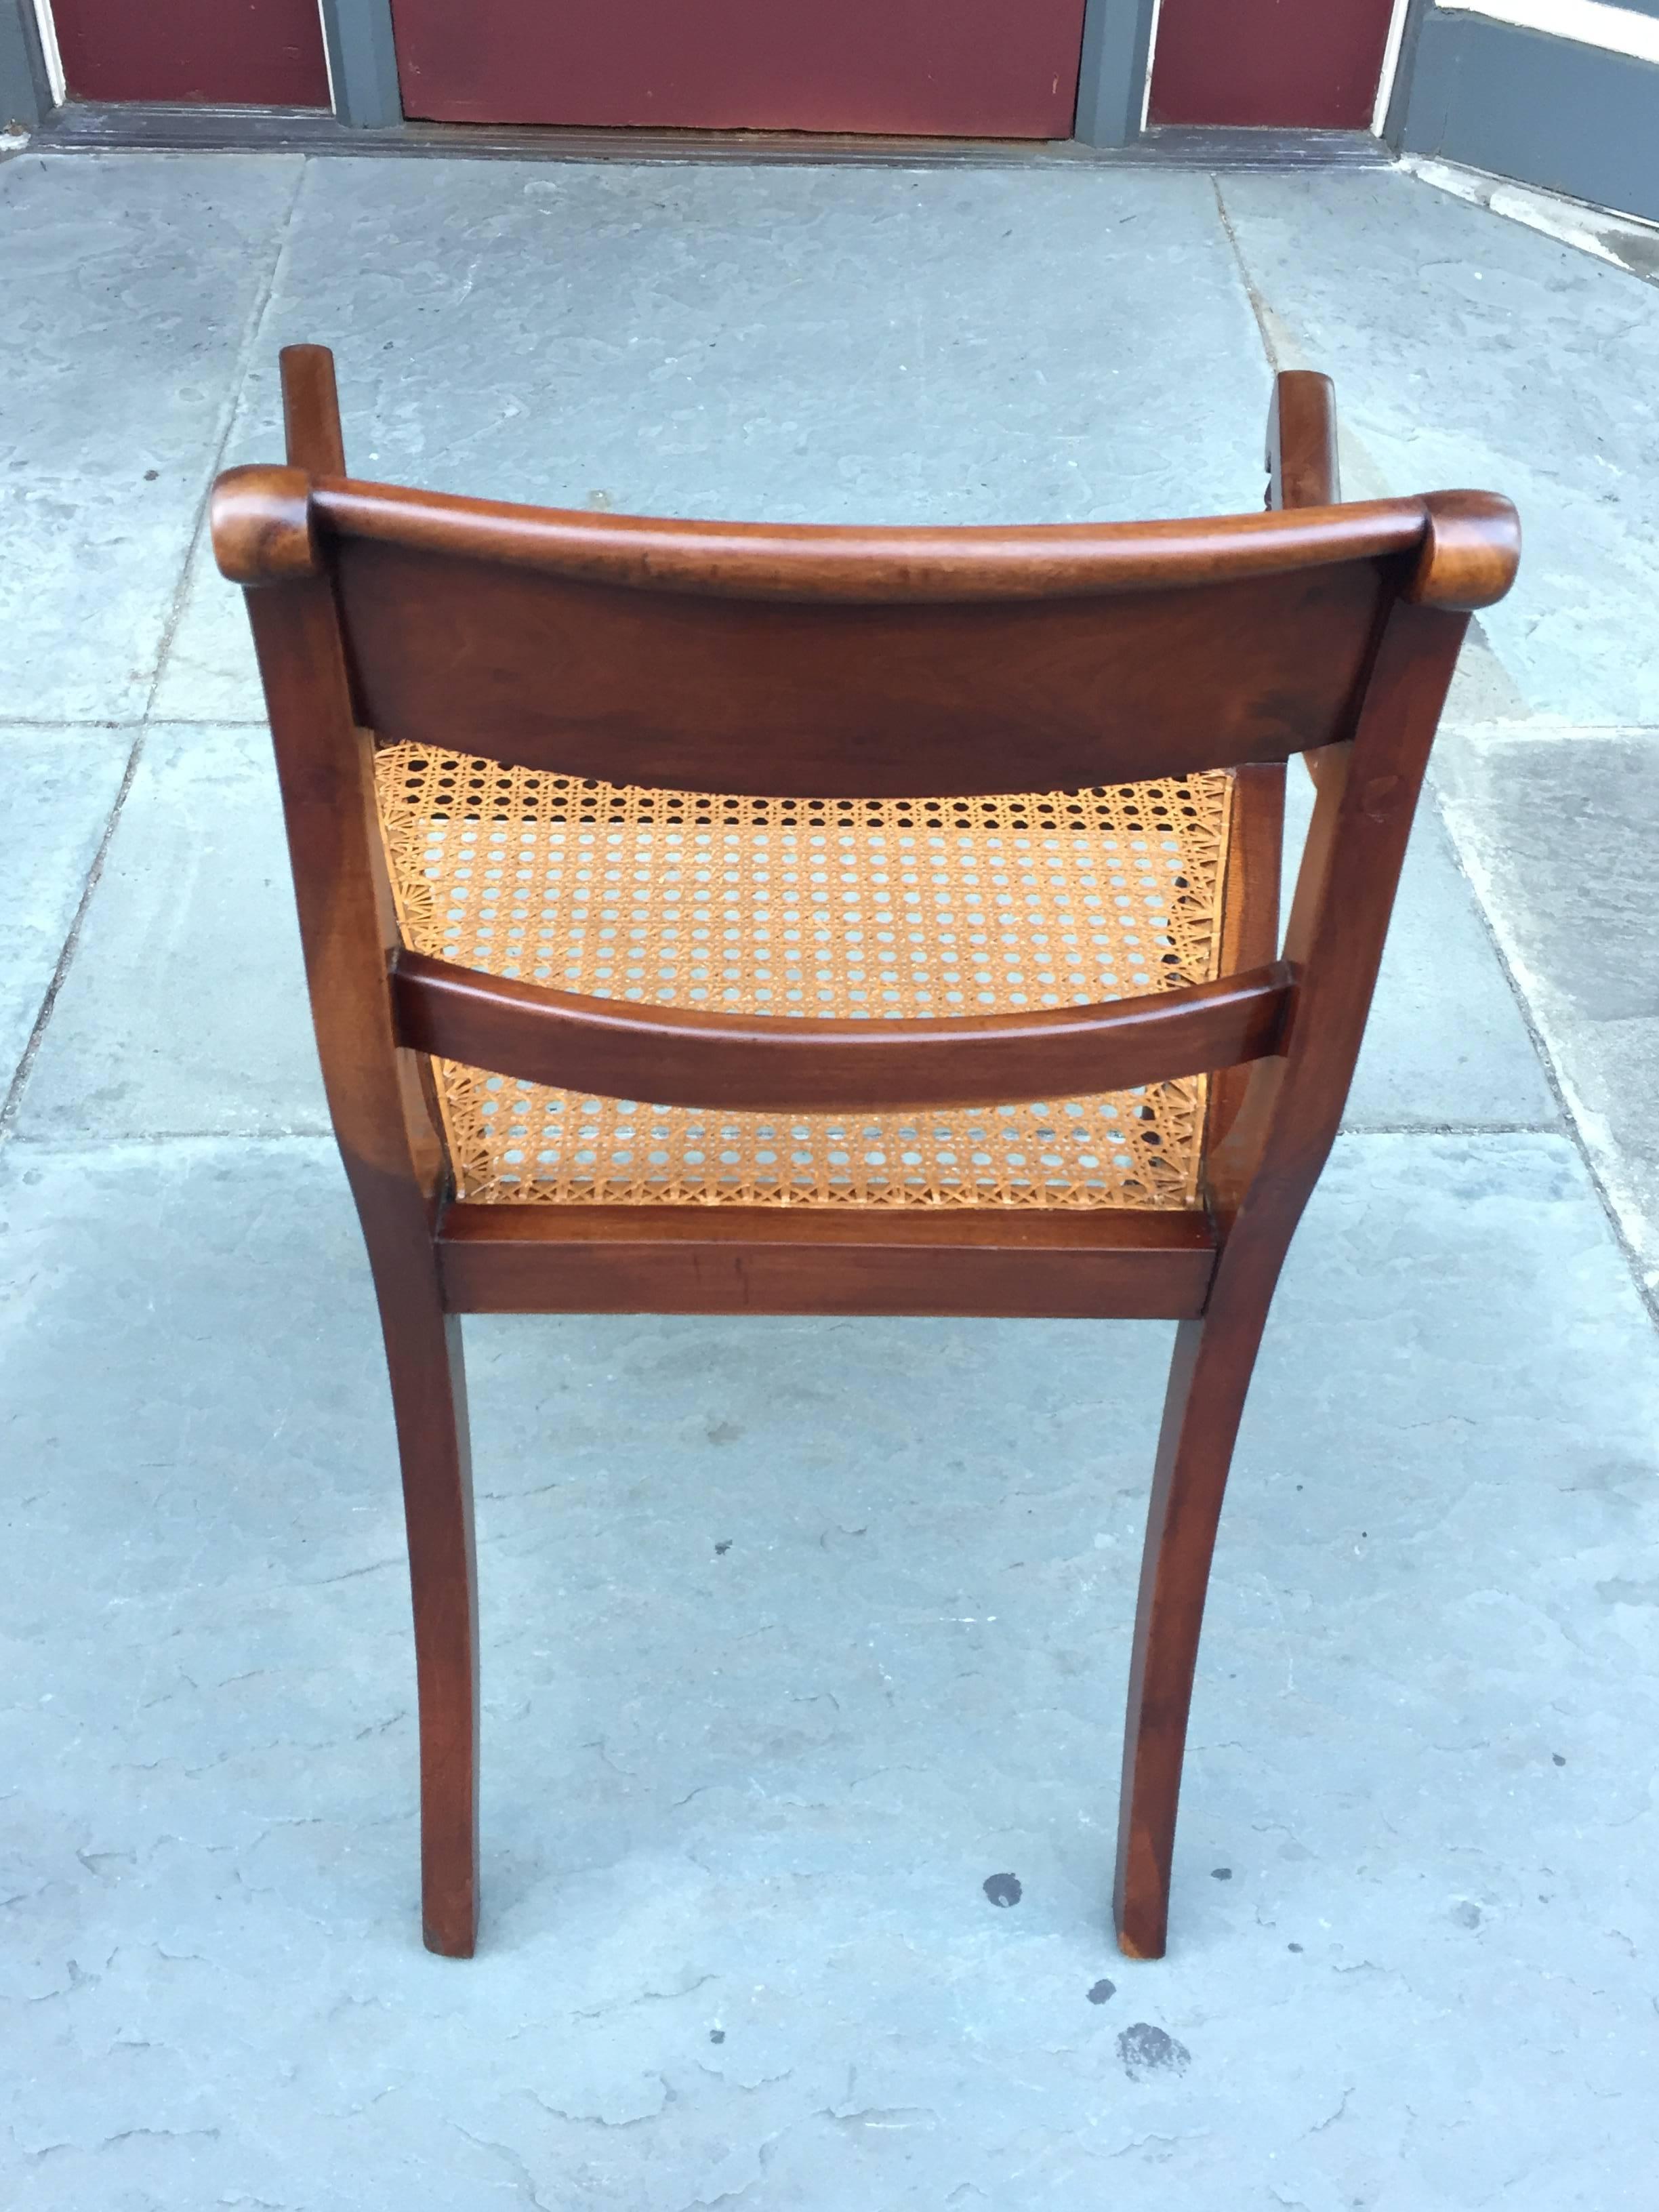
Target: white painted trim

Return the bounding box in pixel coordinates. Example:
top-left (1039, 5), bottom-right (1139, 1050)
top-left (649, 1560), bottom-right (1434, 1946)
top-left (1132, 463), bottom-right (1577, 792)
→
top-left (1371, 0), bottom-right (1414, 132)
top-left (1402, 150), bottom-right (1659, 257)
top-left (30, 0), bottom-right (64, 102)
top-left (1435, 0), bottom-right (1659, 64)
top-left (1140, 0), bottom-right (1164, 128)
top-left (316, 0), bottom-right (336, 112)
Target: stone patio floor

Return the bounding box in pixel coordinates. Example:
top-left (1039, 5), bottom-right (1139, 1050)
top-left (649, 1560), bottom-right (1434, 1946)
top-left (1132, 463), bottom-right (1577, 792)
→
top-left (2, 146), bottom-right (1658, 2210)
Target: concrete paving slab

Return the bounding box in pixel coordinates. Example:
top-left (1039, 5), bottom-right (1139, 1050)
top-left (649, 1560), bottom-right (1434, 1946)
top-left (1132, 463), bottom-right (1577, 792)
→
top-left (152, 157), bottom-right (1271, 721)
top-left (1284, 766), bottom-right (1556, 1130)
top-left (14, 725), bottom-right (326, 1140)
top-left (1435, 729), bottom-right (1659, 1289)
top-left (0, 727), bottom-right (134, 1094)
top-left (1, 1128), bottom-right (1655, 2209)
top-left (1216, 168), bottom-right (1659, 728)
top-left (0, 152), bottom-right (302, 723)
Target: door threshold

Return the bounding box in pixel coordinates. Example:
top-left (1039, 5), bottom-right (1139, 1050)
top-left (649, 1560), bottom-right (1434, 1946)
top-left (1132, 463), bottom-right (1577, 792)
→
top-left (28, 102), bottom-right (1393, 171)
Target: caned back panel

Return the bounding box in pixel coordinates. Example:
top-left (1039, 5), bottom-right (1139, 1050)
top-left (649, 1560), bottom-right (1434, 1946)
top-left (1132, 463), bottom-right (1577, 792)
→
top-left (319, 491), bottom-right (1427, 798)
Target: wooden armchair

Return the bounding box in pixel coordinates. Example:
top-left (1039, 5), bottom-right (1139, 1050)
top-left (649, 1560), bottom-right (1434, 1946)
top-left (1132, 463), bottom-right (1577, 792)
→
top-left (213, 350), bottom-right (1518, 1959)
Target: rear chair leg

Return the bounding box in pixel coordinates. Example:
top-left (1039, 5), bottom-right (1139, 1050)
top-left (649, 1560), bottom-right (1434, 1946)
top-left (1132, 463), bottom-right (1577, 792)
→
top-left (373, 1260), bottom-right (479, 1957)
top-left (1113, 1288), bottom-right (1271, 1959)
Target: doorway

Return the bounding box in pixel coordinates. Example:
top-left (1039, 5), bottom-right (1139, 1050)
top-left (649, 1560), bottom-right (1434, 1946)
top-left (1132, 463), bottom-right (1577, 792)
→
top-left (47, 0), bottom-right (330, 105)
top-left (389, 0), bottom-right (1090, 138)
top-left (1149, 0), bottom-right (1398, 130)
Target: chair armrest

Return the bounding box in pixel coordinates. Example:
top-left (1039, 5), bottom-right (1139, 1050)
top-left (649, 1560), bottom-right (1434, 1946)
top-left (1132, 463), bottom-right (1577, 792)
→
top-left (1266, 371), bottom-right (1339, 512)
top-left (281, 344), bottom-right (347, 478)
top-left (1267, 372), bottom-right (1340, 792)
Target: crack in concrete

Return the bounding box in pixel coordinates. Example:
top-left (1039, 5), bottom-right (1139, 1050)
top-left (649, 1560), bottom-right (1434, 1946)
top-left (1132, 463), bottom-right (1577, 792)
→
top-left (527, 2073), bottom-right (671, 2128)
top-left (1210, 176), bottom-right (1281, 374)
top-left (573, 1974), bottom-right (714, 2021)
top-left (449, 2124), bottom-right (560, 2209)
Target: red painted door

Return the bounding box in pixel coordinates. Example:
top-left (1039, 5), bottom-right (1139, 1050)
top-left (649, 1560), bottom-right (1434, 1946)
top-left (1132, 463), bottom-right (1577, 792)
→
top-left (52, 0), bottom-right (331, 106)
top-left (1149, 0), bottom-right (1395, 129)
top-left (390, 0), bottom-right (1088, 138)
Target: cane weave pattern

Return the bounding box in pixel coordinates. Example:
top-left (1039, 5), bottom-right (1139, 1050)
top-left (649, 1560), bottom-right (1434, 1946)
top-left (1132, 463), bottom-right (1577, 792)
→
top-left (373, 743), bottom-right (1233, 1210)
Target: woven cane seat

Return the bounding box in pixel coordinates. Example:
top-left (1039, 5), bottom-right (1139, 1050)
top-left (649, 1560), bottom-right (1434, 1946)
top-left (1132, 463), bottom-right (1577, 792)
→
top-left (374, 743), bottom-right (1234, 1211)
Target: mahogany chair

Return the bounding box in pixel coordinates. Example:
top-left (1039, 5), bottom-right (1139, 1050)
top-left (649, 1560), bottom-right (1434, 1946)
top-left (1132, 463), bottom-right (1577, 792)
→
top-left (213, 348), bottom-right (1518, 1960)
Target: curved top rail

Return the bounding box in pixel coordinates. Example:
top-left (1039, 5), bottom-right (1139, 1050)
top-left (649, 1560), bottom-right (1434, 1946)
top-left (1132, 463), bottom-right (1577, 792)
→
top-left (308, 476), bottom-right (1438, 603)
top-left (218, 462), bottom-right (1521, 610)
top-left (212, 469), bottom-right (1518, 612)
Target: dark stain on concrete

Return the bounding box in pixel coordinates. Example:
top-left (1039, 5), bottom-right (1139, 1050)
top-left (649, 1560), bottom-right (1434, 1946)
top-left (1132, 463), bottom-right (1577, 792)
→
top-left (1600, 227), bottom-right (1659, 283)
top-left (1118, 2023), bottom-right (1191, 2081)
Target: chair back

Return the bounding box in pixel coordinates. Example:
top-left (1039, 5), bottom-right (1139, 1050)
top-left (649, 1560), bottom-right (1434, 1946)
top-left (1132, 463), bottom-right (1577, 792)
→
top-left (217, 464), bottom-right (1511, 800)
top-left (211, 347), bottom-right (1518, 1175)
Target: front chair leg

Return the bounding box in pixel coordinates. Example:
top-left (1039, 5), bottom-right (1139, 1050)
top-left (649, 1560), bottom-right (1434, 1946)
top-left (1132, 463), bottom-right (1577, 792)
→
top-left (1113, 1282), bottom-right (1272, 1959)
top-left (372, 1256), bottom-right (480, 1957)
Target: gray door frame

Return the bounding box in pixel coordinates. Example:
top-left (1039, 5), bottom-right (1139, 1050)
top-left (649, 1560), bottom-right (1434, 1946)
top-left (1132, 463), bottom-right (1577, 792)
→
top-left (1, 0), bottom-right (52, 131)
top-left (318, 0), bottom-right (400, 127)
top-left (1075, 0), bottom-right (1159, 147)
